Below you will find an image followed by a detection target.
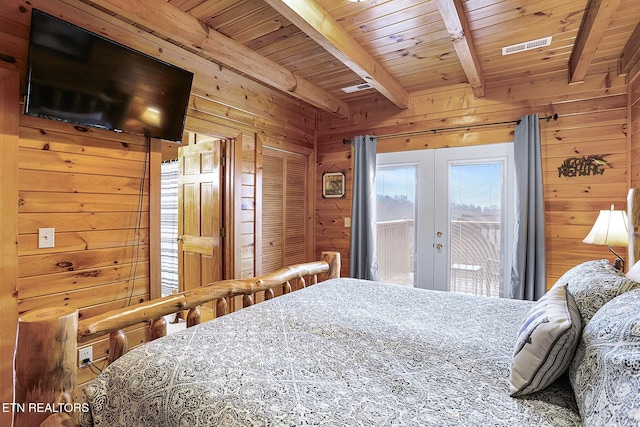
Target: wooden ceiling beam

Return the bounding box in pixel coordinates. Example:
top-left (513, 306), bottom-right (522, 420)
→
top-left (619, 22), bottom-right (640, 76)
top-left (434, 0), bottom-right (485, 98)
top-left (569, 0), bottom-right (622, 84)
top-left (263, 0), bottom-right (409, 110)
top-left (88, 0), bottom-right (350, 118)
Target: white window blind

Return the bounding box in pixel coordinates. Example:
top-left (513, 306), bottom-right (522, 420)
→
top-left (160, 160), bottom-right (178, 296)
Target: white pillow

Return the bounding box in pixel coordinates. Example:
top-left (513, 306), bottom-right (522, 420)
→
top-left (509, 284), bottom-right (581, 396)
top-left (569, 289), bottom-right (640, 426)
top-left (552, 259), bottom-right (639, 324)
top-left (625, 259), bottom-right (640, 282)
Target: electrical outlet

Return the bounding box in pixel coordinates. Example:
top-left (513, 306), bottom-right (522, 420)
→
top-left (78, 347), bottom-right (93, 367)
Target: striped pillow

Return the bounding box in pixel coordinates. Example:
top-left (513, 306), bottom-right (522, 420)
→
top-left (509, 284), bottom-right (581, 396)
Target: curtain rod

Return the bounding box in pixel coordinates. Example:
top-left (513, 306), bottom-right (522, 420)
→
top-left (342, 113), bottom-right (558, 144)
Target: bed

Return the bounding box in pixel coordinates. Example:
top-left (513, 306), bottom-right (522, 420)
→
top-left (13, 191), bottom-right (640, 427)
top-left (80, 279), bottom-right (580, 427)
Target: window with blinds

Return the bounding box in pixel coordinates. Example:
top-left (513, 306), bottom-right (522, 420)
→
top-left (160, 159), bottom-right (179, 296)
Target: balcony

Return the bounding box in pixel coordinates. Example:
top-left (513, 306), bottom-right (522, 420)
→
top-left (376, 219), bottom-right (501, 297)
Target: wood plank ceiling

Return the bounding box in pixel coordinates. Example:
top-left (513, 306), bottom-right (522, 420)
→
top-left (87, 0), bottom-right (640, 117)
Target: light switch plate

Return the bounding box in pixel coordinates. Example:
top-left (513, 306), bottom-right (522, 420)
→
top-left (38, 228), bottom-right (55, 248)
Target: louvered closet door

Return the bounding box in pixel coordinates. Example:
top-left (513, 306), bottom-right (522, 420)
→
top-left (262, 147), bottom-right (307, 274)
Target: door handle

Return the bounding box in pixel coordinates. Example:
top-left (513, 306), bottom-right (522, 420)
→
top-left (436, 243), bottom-right (443, 250)
top-left (177, 236), bottom-right (183, 242)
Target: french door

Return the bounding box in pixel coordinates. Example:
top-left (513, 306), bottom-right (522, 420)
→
top-left (376, 143), bottom-right (514, 297)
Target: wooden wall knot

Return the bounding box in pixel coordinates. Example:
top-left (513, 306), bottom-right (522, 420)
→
top-left (56, 262), bottom-right (74, 270)
top-left (77, 270), bottom-right (100, 278)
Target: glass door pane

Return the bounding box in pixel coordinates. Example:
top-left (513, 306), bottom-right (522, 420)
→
top-left (448, 163), bottom-right (502, 297)
top-left (433, 143), bottom-right (514, 297)
top-left (376, 165), bottom-right (417, 286)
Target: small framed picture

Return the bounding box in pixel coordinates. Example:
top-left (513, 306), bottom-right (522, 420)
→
top-left (322, 171), bottom-right (346, 198)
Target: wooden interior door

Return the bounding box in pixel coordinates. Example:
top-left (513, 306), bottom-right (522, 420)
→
top-left (178, 139), bottom-right (222, 313)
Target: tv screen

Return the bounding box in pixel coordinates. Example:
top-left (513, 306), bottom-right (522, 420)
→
top-left (25, 9), bottom-right (193, 142)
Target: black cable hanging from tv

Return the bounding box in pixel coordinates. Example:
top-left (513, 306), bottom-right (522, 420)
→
top-left (126, 135), bottom-right (150, 307)
top-left (342, 114), bottom-right (559, 144)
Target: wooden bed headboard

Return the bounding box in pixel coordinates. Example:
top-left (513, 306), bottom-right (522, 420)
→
top-left (13, 251), bottom-right (340, 427)
top-left (628, 188), bottom-right (640, 267)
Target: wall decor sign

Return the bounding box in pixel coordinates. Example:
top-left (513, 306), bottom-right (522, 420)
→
top-left (322, 171), bottom-right (346, 198)
top-left (558, 155), bottom-right (608, 177)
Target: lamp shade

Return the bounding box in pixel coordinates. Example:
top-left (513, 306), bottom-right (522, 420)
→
top-left (582, 205), bottom-right (629, 247)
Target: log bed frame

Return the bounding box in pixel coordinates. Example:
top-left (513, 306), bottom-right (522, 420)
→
top-left (12, 184), bottom-right (640, 427)
top-left (13, 251), bottom-right (341, 427)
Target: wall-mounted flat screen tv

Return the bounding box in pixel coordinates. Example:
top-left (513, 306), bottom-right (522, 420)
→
top-left (25, 9), bottom-right (193, 142)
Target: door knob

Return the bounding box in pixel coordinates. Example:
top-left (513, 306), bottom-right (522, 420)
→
top-left (177, 236), bottom-right (183, 242)
top-left (436, 243), bottom-right (443, 250)
top-left (437, 231), bottom-right (443, 237)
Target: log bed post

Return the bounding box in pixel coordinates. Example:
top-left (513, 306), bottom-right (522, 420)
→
top-left (14, 306), bottom-right (78, 427)
top-left (107, 330), bottom-right (127, 365)
top-left (187, 306), bottom-right (201, 327)
top-left (629, 188), bottom-right (640, 267)
top-left (264, 287), bottom-right (275, 300)
top-left (147, 317), bottom-right (167, 341)
top-left (321, 251), bottom-right (341, 281)
top-left (216, 297), bottom-right (229, 316)
top-left (242, 294), bottom-right (254, 308)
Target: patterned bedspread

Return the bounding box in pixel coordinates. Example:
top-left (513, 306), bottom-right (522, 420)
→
top-left (81, 278), bottom-right (581, 426)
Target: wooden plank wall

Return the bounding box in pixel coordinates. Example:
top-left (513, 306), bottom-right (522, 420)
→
top-left (17, 118), bottom-right (153, 399)
top-left (0, 69), bottom-right (20, 427)
top-left (0, 0), bottom-right (316, 406)
top-left (317, 68), bottom-right (630, 285)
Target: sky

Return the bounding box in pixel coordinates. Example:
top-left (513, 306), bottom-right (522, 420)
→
top-left (377, 162), bottom-right (502, 209)
top-left (450, 163), bottom-right (502, 208)
top-left (377, 166), bottom-right (416, 201)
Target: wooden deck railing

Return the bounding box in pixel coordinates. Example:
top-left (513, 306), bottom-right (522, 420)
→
top-left (376, 218), bottom-right (501, 295)
top-left (450, 220), bottom-right (500, 296)
top-left (377, 219), bottom-right (414, 284)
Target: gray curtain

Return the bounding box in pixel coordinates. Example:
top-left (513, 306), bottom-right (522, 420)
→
top-left (349, 135), bottom-right (378, 280)
top-left (511, 114), bottom-right (547, 300)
